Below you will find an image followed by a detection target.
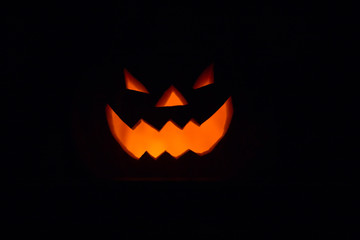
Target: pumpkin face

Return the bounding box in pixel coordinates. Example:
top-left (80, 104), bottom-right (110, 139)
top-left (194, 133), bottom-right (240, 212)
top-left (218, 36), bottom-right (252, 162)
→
top-left (106, 64), bottom-right (233, 160)
top-left (71, 7), bottom-right (246, 180)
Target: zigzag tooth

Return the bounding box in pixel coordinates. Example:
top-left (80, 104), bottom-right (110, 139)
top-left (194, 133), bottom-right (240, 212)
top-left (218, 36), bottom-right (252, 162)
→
top-left (183, 119), bottom-right (200, 130)
top-left (133, 150), bottom-right (146, 160)
top-left (159, 120), bottom-right (182, 132)
top-left (131, 119), bottom-right (144, 130)
top-left (147, 150), bottom-right (165, 160)
top-left (166, 149), bottom-right (190, 159)
top-left (132, 119), bottom-right (157, 133)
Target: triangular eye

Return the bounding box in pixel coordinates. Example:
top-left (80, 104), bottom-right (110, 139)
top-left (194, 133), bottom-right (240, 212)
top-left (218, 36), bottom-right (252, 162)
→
top-left (124, 68), bottom-right (149, 93)
top-left (193, 63), bottom-right (214, 89)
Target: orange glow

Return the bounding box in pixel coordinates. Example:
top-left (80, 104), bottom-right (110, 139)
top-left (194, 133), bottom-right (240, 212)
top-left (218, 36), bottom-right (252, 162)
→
top-left (106, 97), bottom-right (233, 159)
top-left (155, 86), bottom-right (188, 107)
top-left (124, 68), bottom-right (149, 93)
top-left (193, 63), bottom-right (214, 89)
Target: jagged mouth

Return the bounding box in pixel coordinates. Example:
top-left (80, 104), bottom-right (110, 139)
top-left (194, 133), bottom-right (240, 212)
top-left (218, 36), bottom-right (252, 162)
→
top-left (105, 97), bottom-right (233, 159)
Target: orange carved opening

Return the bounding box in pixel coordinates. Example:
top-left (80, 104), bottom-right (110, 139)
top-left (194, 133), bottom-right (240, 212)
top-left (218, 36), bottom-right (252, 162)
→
top-left (106, 98), bottom-right (233, 159)
top-left (156, 86), bottom-right (188, 107)
top-left (124, 68), bottom-right (149, 93)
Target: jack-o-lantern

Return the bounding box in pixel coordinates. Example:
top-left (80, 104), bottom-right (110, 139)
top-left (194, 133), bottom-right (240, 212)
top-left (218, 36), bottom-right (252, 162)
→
top-left (106, 64), bottom-right (233, 160)
top-left (70, 2), bottom-right (277, 182)
top-left (72, 59), bottom-right (240, 181)
top-left (71, 6), bottom-right (249, 181)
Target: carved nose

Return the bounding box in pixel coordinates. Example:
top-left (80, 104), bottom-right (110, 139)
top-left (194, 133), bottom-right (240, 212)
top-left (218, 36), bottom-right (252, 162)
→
top-left (155, 86), bottom-right (188, 107)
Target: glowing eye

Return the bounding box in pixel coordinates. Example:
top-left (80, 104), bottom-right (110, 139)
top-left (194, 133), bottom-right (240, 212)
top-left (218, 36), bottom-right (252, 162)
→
top-left (193, 63), bottom-right (214, 89)
top-left (124, 68), bottom-right (149, 93)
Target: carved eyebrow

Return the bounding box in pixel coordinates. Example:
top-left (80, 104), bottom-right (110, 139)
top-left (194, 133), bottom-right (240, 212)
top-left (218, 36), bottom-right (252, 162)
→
top-left (193, 63), bottom-right (214, 89)
top-left (124, 68), bottom-right (149, 93)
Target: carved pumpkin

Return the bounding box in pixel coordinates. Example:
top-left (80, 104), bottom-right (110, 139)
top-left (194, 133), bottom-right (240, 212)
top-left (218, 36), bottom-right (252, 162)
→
top-left (71, 6), bottom-right (249, 180)
top-left (106, 64), bottom-right (233, 160)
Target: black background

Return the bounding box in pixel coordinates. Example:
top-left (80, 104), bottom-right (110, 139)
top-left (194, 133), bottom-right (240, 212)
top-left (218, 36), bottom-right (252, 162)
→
top-left (5, 0), bottom-right (357, 236)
